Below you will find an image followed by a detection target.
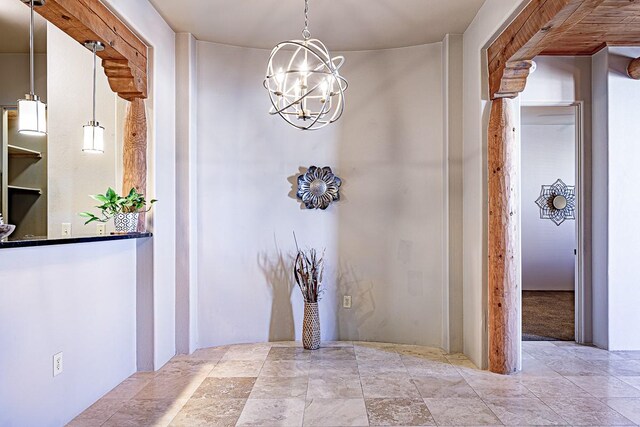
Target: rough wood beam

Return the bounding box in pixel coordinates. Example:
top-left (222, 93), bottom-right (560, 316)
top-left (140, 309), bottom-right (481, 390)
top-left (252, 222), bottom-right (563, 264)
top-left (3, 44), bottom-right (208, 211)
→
top-left (488, 0), bottom-right (605, 99)
top-left (628, 57), bottom-right (640, 79)
top-left (24, 0), bottom-right (147, 100)
top-left (123, 99), bottom-right (148, 232)
top-left (488, 98), bottom-right (520, 375)
top-left (492, 60), bottom-right (534, 99)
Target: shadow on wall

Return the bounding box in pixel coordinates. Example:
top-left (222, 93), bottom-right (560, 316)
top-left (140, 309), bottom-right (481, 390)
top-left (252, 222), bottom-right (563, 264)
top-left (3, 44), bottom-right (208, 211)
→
top-left (335, 260), bottom-right (376, 341)
top-left (288, 167), bottom-right (307, 210)
top-left (258, 248), bottom-right (296, 341)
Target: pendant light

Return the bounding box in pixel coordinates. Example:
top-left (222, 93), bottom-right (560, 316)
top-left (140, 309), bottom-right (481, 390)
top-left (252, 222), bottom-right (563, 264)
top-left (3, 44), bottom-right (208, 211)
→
top-left (82, 41), bottom-right (105, 153)
top-left (263, 0), bottom-right (347, 131)
top-left (17, 0), bottom-right (47, 136)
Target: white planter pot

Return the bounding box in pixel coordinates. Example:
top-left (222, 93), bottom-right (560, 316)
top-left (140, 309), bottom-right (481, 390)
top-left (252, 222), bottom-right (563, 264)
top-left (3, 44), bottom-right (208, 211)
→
top-left (113, 212), bottom-right (139, 234)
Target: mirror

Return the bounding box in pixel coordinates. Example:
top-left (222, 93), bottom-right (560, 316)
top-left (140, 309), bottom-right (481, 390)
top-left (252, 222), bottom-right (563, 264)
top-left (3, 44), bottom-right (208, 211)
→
top-left (0, 0), bottom-right (124, 240)
top-left (552, 195), bottom-right (567, 210)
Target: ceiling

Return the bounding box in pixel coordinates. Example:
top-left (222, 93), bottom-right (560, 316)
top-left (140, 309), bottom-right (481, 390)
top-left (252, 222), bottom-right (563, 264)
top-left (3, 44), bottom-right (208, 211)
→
top-left (148, 0), bottom-right (485, 51)
top-left (0, 0), bottom-right (47, 54)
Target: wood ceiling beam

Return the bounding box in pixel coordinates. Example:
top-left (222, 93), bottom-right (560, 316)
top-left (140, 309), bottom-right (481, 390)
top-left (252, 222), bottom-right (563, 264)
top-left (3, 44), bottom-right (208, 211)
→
top-left (488, 0), bottom-right (606, 99)
top-left (24, 0), bottom-right (148, 100)
top-left (628, 57), bottom-right (640, 80)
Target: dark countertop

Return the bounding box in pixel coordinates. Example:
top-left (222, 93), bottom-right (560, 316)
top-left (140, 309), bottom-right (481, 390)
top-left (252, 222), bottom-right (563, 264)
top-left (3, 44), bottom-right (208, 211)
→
top-left (0, 232), bottom-right (152, 249)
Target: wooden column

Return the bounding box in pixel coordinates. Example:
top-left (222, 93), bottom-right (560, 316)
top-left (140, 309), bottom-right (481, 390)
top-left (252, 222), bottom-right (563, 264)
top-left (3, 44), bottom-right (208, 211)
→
top-left (488, 97), bottom-right (520, 375)
top-left (123, 98), bottom-right (148, 232)
top-left (628, 57), bottom-right (640, 80)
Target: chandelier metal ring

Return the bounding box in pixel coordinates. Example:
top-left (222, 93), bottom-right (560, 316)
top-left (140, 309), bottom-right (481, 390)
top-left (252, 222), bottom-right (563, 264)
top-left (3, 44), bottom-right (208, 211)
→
top-left (263, 0), bottom-right (348, 131)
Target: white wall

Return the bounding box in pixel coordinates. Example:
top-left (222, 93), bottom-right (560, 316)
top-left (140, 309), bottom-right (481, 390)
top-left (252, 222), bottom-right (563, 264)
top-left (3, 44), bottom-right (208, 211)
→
top-left (461, 0), bottom-right (528, 368)
top-left (46, 23), bottom-right (119, 237)
top-left (0, 240), bottom-right (138, 427)
top-left (102, 0), bottom-right (177, 369)
top-left (595, 46), bottom-right (640, 351)
top-left (442, 34), bottom-right (464, 353)
top-left (521, 118), bottom-right (576, 291)
top-left (591, 48), bottom-right (609, 348)
top-left (175, 32), bottom-right (199, 354)
top-left (195, 41), bottom-right (445, 348)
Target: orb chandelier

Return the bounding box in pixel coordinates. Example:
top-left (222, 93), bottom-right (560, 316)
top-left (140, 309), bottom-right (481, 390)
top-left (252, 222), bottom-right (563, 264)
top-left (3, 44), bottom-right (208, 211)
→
top-left (263, 0), bottom-right (348, 131)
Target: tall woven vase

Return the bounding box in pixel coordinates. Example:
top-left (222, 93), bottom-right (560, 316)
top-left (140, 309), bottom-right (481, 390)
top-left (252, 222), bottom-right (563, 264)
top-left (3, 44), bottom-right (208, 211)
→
top-left (303, 302), bottom-right (321, 350)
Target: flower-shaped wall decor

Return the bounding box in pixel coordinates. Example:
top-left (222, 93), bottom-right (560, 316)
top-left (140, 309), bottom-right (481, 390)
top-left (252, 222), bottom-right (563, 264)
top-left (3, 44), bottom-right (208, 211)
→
top-left (535, 179), bottom-right (576, 226)
top-left (297, 166), bottom-right (341, 210)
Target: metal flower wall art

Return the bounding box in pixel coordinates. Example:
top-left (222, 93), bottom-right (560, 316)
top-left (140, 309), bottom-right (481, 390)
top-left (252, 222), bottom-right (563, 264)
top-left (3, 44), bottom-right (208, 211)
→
top-left (297, 166), bottom-right (341, 210)
top-left (535, 179), bottom-right (576, 226)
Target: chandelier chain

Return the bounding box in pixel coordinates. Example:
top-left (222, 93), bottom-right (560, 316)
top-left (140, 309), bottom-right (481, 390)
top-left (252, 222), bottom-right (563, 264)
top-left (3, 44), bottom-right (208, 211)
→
top-left (302, 0), bottom-right (310, 40)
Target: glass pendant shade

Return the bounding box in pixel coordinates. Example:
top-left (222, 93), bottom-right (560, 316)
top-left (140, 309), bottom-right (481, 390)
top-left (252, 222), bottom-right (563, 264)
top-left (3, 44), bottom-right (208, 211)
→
top-left (18, 0), bottom-right (47, 136)
top-left (83, 41), bottom-right (105, 153)
top-left (83, 121), bottom-right (104, 153)
top-left (17, 95), bottom-right (46, 135)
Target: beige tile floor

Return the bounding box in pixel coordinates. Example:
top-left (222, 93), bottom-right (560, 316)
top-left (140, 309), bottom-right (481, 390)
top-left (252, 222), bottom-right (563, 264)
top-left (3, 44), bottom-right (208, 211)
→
top-left (67, 341), bottom-right (640, 426)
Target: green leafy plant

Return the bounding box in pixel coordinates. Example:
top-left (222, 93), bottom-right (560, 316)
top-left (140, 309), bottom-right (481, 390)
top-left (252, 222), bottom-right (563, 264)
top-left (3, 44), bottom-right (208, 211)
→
top-left (79, 187), bottom-right (157, 225)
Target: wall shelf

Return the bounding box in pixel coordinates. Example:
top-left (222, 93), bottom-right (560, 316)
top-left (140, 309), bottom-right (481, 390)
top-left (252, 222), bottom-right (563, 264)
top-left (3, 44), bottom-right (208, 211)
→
top-left (7, 185), bottom-right (42, 195)
top-left (7, 144), bottom-right (42, 159)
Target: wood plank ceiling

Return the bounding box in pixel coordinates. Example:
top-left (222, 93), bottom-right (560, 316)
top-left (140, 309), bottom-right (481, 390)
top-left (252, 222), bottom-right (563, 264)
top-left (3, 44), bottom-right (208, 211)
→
top-left (540, 0), bottom-right (640, 55)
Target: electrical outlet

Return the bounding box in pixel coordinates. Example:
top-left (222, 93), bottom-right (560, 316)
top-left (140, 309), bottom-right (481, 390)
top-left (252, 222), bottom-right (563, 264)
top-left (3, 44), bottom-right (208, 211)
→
top-left (53, 352), bottom-right (63, 377)
top-left (343, 295), bottom-right (352, 309)
top-left (61, 223), bottom-right (71, 237)
top-left (96, 223), bottom-right (106, 236)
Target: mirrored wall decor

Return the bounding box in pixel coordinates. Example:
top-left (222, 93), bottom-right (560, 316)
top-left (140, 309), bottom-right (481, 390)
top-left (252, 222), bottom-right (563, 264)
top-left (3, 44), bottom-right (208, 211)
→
top-left (535, 179), bottom-right (576, 226)
top-left (297, 166), bottom-right (341, 210)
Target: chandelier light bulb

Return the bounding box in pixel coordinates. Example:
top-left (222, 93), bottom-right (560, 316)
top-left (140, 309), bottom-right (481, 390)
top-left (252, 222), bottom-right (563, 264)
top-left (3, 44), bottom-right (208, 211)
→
top-left (263, 0), bottom-right (347, 130)
top-left (275, 68), bottom-right (285, 86)
top-left (320, 79), bottom-right (329, 100)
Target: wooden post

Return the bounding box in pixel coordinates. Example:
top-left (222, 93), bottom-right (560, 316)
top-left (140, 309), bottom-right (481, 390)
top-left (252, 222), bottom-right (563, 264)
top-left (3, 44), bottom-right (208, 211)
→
top-left (488, 97), bottom-right (520, 374)
top-left (123, 98), bottom-right (148, 232)
top-left (628, 57), bottom-right (640, 80)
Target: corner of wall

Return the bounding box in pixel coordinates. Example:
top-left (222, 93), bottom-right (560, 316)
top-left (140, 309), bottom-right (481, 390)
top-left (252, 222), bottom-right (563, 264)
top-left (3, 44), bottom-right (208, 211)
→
top-left (442, 33), bottom-right (464, 354)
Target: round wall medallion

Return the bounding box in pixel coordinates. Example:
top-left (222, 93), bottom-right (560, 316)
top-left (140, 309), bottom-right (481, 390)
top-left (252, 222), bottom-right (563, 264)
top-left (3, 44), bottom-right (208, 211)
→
top-left (297, 166), bottom-right (341, 210)
top-left (552, 195), bottom-right (567, 210)
top-left (535, 179), bottom-right (576, 226)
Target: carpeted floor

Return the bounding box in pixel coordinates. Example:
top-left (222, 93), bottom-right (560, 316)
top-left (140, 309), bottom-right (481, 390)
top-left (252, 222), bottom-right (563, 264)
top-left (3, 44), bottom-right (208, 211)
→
top-left (522, 291), bottom-right (574, 341)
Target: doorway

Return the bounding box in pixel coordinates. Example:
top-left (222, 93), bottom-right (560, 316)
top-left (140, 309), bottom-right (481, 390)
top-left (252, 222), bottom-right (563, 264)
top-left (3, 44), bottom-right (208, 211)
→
top-left (521, 104), bottom-right (583, 342)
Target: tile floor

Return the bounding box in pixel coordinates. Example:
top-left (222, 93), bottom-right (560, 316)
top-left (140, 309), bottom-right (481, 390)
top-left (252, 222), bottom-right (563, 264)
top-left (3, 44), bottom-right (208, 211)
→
top-left (67, 341), bottom-right (640, 426)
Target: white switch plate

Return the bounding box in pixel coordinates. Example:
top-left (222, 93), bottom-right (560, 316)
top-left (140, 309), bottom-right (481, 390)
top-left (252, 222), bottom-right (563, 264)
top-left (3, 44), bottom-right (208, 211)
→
top-left (61, 223), bottom-right (71, 237)
top-left (53, 352), bottom-right (63, 377)
top-left (343, 295), bottom-right (352, 309)
top-left (96, 223), bottom-right (106, 236)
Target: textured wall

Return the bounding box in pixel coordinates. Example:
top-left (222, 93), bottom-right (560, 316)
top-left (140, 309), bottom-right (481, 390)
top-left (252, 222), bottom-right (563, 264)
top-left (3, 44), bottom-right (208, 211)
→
top-left (195, 41), bottom-right (445, 348)
top-left (0, 240), bottom-right (138, 427)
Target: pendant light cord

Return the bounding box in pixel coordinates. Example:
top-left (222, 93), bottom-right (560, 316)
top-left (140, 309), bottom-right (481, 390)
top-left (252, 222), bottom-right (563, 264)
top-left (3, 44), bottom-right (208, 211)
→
top-left (29, 0), bottom-right (34, 95)
top-left (92, 43), bottom-right (97, 124)
top-left (302, 0), bottom-right (310, 40)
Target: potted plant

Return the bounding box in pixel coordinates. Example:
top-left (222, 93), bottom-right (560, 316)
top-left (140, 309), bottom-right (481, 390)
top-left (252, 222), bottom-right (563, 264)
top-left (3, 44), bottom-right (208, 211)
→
top-left (80, 187), bottom-right (156, 234)
top-left (293, 236), bottom-right (325, 350)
